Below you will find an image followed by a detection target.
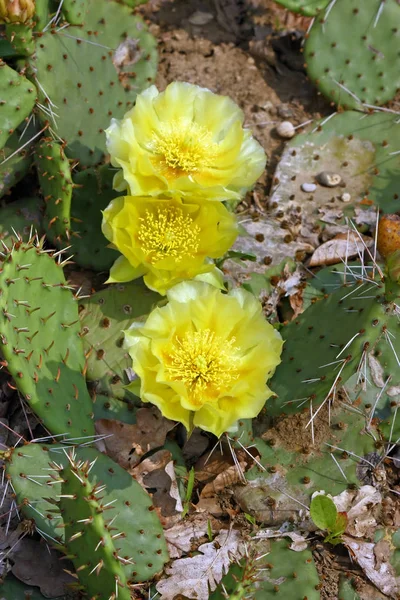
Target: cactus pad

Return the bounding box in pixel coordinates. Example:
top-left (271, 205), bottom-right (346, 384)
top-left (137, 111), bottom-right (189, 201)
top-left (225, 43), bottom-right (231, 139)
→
top-left (269, 280), bottom-right (400, 418)
top-left (58, 451), bottom-right (131, 600)
top-left (0, 131), bottom-right (33, 198)
top-left (274, 0), bottom-right (329, 16)
top-left (240, 407), bottom-right (378, 524)
top-left (0, 575), bottom-right (55, 600)
top-left (68, 165), bottom-right (119, 270)
top-left (61, 0), bottom-right (88, 24)
top-left (0, 61), bottom-right (36, 150)
top-left (35, 137), bottom-right (72, 242)
top-left (79, 281), bottom-right (161, 400)
top-left (304, 0), bottom-right (400, 110)
top-left (0, 237), bottom-right (94, 438)
top-left (269, 111), bottom-right (400, 223)
top-left (211, 538), bottom-right (320, 599)
top-left (6, 443), bottom-right (169, 583)
top-left (30, 0), bottom-right (157, 166)
top-left (0, 196), bottom-right (43, 245)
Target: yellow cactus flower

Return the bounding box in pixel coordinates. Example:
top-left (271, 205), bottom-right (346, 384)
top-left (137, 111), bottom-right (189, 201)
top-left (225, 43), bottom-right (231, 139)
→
top-left (102, 195), bottom-right (238, 295)
top-left (0, 0), bottom-right (35, 22)
top-left (106, 82), bottom-right (266, 201)
top-left (124, 281), bottom-right (283, 437)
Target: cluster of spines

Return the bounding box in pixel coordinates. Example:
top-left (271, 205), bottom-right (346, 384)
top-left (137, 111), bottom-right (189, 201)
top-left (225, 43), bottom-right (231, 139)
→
top-left (51, 450), bottom-right (132, 600)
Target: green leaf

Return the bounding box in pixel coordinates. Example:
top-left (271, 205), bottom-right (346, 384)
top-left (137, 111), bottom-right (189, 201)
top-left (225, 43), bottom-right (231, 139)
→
top-left (310, 494), bottom-right (338, 531)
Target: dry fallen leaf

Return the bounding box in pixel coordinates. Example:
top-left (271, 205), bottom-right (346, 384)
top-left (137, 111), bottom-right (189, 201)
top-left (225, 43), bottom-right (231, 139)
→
top-left (200, 462), bottom-right (247, 498)
top-left (309, 231), bottom-right (374, 267)
top-left (164, 515), bottom-right (210, 558)
top-left (333, 485), bottom-right (381, 538)
top-left (255, 530), bottom-right (308, 552)
top-left (130, 449), bottom-right (172, 486)
top-left (131, 450), bottom-right (183, 519)
top-left (156, 529), bottom-right (247, 600)
top-left (95, 406), bottom-right (175, 468)
top-left (342, 535), bottom-right (399, 598)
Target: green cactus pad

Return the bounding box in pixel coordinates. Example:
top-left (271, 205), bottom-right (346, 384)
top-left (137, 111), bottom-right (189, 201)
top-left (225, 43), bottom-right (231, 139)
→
top-left (92, 394), bottom-right (137, 423)
top-left (0, 237), bottom-right (94, 438)
top-left (79, 281), bottom-right (161, 400)
top-left (273, 0), bottom-right (329, 16)
top-left (269, 282), bottom-right (388, 414)
top-left (0, 131), bottom-right (33, 198)
top-left (240, 407), bottom-right (377, 523)
top-left (62, 0), bottom-right (88, 24)
top-left (304, 0), bottom-right (400, 110)
top-left (68, 165), bottom-right (119, 270)
top-left (58, 452), bottom-right (131, 600)
top-left (6, 443), bottom-right (169, 583)
top-left (30, 0), bottom-right (157, 166)
top-left (33, 0), bottom-right (52, 31)
top-left (4, 23), bottom-right (35, 56)
top-left (118, 0), bottom-right (149, 6)
top-left (211, 538), bottom-right (320, 599)
top-left (0, 575), bottom-right (61, 600)
top-left (0, 197), bottom-right (43, 246)
top-left (0, 61), bottom-right (36, 150)
top-left (35, 137), bottom-right (73, 241)
top-left (269, 110), bottom-right (400, 217)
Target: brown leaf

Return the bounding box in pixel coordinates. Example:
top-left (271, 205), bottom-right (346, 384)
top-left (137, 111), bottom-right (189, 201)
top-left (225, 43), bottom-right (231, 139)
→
top-left (309, 231), bottom-right (374, 267)
top-left (131, 450), bottom-right (183, 519)
top-left (95, 406), bottom-right (175, 469)
top-left (11, 538), bottom-right (75, 597)
top-left (164, 514), bottom-right (210, 558)
top-left (130, 449), bottom-right (172, 486)
top-left (200, 462), bottom-right (247, 498)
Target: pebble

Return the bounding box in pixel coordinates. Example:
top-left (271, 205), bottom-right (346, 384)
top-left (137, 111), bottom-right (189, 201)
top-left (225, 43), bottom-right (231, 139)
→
top-left (188, 11), bottom-right (214, 25)
top-left (301, 182), bottom-right (317, 193)
top-left (340, 192), bottom-right (351, 203)
top-left (276, 121), bottom-right (295, 139)
top-left (317, 171), bottom-right (342, 187)
top-left (277, 104), bottom-right (294, 119)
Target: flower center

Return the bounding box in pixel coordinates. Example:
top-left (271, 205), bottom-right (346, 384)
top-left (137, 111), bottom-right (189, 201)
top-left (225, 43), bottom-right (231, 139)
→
top-left (137, 206), bottom-right (201, 264)
top-left (165, 330), bottom-right (240, 405)
top-left (151, 120), bottom-right (218, 178)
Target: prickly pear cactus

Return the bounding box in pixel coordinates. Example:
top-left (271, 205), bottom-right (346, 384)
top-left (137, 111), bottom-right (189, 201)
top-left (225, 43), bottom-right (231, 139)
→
top-left (0, 575), bottom-right (55, 600)
top-left (35, 137), bottom-right (72, 242)
top-left (57, 451), bottom-right (132, 600)
top-left (0, 196), bottom-right (43, 246)
top-left (0, 236), bottom-right (94, 438)
top-left (29, 0), bottom-right (157, 166)
top-left (68, 165), bottom-right (119, 270)
top-left (269, 111), bottom-right (400, 222)
top-left (304, 0), bottom-right (400, 110)
top-left (0, 131), bottom-right (34, 198)
top-left (6, 443), bottom-right (169, 582)
top-left (211, 538), bottom-right (320, 598)
top-left (0, 60), bottom-right (36, 149)
top-left (237, 407), bottom-right (378, 523)
top-left (79, 281), bottom-right (161, 400)
top-left (268, 276), bottom-right (400, 440)
top-left (274, 0), bottom-right (329, 16)
top-left (61, 0), bottom-right (88, 24)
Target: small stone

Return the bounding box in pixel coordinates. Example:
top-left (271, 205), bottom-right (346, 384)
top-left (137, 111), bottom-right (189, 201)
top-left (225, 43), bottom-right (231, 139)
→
top-left (340, 192), bottom-right (351, 203)
top-left (301, 182), bottom-right (317, 193)
top-left (276, 121), bottom-right (295, 139)
top-left (277, 104), bottom-right (293, 119)
top-left (317, 171), bottom-right (342, 187)
top-left (188, 11), bottom-right (214, 26)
